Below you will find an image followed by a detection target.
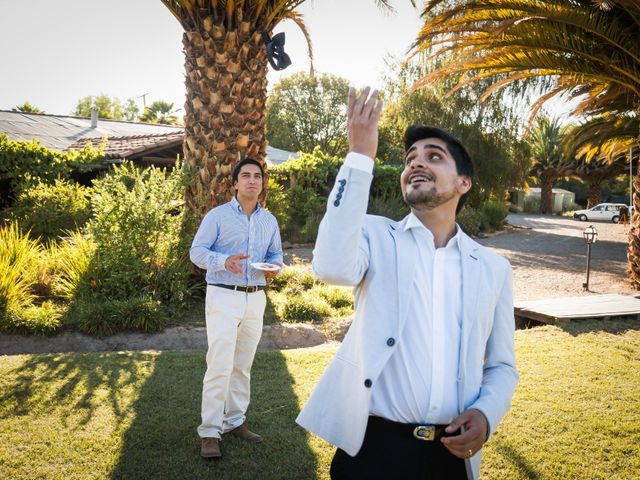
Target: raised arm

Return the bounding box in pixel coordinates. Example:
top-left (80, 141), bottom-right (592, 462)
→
top-left (312, 87), bottom-right (384, 286)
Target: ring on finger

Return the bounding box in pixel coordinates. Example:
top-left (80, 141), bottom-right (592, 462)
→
top-left (467, 449), bottom-right (473, 458)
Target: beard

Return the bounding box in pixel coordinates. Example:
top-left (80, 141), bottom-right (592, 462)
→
top-left (403, 185), bottom-right (456, 210)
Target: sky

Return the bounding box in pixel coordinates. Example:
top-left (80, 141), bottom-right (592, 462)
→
top-left (0, 0), bottom-right (424, 116)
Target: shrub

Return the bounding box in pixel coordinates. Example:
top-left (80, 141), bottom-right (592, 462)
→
top-left (49, 231), bottom-right (96, 301)
top-left (315, 284), bottom-right (354, 309)
top-left (367, 190), bottom-right (408, 220)
top-left (457, 207), bottom-right (483, 237)
top-left (84, 161), bottom-right (190, 302)
top-left (10, 179), bottom-right (92, 240)
top-left (275, 290), bottom-right (333, 323)
top-left (481, 200), bottom-right (508, 232)
top-left (270, 263), bottom-right (317, 293)
top-left (8, 301), bottom-right (62, 335)
top-left (68, 295), bottom-right (165, 336)
top-left (59, 162), bottom-right (192, 334)
top-left (0, 134), bottom-right (105, 193)
top-left (0, 223), bottom-right (41, 329)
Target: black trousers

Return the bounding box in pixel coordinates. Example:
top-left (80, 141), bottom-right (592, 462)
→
top-left (330, 416), bottom-right (468, 480)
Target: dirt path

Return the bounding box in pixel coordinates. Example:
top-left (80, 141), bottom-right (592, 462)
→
top-left (1, 213), bottom-right (635, 356)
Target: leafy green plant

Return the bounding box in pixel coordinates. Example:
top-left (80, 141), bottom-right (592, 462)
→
top-left (269, 263), bottom-right (317, 293)
top-left (456, 207), bottom-right (483, 237)
top-left (69, 295), bottom-right (165, 336)
top-left (274, 290), bottom-right (333, 323)
top-left (49, 231), bottom-right (96, 301)
top-left (481, 199), bottom-right (508, 232)
top-left (9, 301), bottom-right (62, 334)
top-left (0, 134), bottom-right (105, 196)
top-left (10, 179), bottom-right (92, 240)
top-left (0, 223), bottom-right (42, 330)
top-left (60, 162), bottom-right (192, 334)
top-left (315, 284), bottom-right (353, 310)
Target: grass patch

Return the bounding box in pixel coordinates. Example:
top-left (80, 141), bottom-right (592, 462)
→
top-left (0, 320), bottom-right (638, 479)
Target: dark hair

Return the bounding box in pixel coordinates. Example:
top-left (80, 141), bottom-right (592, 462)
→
top-left (231, 158), bottom-right (264, 185)
top-left (403, 124), bottom-right (474, 214)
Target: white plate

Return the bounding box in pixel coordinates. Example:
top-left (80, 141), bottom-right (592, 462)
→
top-left (250, 262), bottom-right (282, 272)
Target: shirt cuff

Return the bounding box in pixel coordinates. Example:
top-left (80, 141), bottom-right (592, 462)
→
top-left (344, 152), bottom-right (374, 174)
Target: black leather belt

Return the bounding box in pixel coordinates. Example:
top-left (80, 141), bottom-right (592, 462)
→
top-left (208, 283), bottom-right (265, 293)
top-left (369, 416), bottom-right (456, 442)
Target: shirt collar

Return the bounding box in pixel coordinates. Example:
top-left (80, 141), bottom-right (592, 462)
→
top-left (404, 212), bottom-right (461, 250)
top-left (230, 195), bottom-right (261, 215)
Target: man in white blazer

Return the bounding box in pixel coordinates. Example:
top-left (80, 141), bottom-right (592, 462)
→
top-left (296, 87), bottom-right (518, 480)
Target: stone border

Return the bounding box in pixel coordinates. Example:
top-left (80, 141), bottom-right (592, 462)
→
top-left (0, 323), bottom-right (329, 356)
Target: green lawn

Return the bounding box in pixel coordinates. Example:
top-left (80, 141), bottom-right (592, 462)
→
top-left (1, 320), bottom-right (638, 480)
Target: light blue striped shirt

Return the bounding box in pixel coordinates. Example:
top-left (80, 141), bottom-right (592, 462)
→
top-left (190, 196), bottom-right (283, 286)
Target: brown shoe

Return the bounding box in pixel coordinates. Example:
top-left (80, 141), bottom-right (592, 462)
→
top-left (228, 422), bottom-right (263, 444)
top-left (201, 437), bottom-right (222, 458)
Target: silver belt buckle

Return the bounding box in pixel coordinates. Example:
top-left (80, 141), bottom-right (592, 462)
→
top-left (413, 425), bottom-right (436, 441)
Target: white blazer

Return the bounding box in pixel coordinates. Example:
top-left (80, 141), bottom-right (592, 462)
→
top-left (296, 165), bottom-right (518, 480)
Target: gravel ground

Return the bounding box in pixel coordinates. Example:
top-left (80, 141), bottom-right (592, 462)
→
top-left (285, 213), bottom-right (636, 302)
top-left (485, 213), bottom-right (635, 301)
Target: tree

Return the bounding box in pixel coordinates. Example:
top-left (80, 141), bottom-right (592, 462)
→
top-left (123, 98), bottom-right (140, 122)
top-left (528, 117), bottom-right (573, 214)
top-left (140, 100), bottom-right (181, 125)
top-left (267, 72), bottom-right (350, 156)
top-left (159, 1), bottom-right (396, 221)
top-left (377, 60), bottom-right (530, 206)
top-left (12, 102), bottom-right (43, 114)
top-left (73, 94), bottom-right (125, 120)
top-left (411, 0), bottom-right (640, 284)
top-left (573, 156), bottom-right (628, 208)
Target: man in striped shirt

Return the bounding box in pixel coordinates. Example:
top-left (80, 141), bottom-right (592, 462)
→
top-left (190, 158), bottom-right (284, 459)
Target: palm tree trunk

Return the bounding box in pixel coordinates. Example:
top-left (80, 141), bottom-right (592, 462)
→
top-left (587, 181), bottom-right (602, 208)
top-left (628, 172), bottom-right (640, 289)
top-left (182, 18), bottom-right (269, 222)
top-left (540, 175), bottom-right (554, 214)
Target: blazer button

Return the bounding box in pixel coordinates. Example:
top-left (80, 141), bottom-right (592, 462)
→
top-left (336, 192), bottom-right (342, 200)
top-left (339, 179), bottom-right (346, 186)
top-left (386, 337), bottom-right (395, 347)
top-left (334, 200), bottom-right (340, 207)
top-left (364, 379), bottom-right (372, 388)
top-left (338, 185), bottom-right (345, 193)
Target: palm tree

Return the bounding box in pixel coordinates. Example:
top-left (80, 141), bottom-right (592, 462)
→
top-left (411, 1), bottom-right (640, 122)
top-left (573, 156), bottom-right (628, 208)
top-left (411, 0), bottom-right (640, 283)
top-left (160, 1), bottom-right (401, 221)
top-left (140, 100), bottom-right (181, 125)
top-left (12, 102), bottom-right (43, 113)
top-left (528, 117), bottom-right (573, 214)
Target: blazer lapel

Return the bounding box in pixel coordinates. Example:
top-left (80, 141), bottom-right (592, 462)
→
top-left (389, 216), bottom-right (418, 334)
top-left (459, 232), bottom-right (481, 368)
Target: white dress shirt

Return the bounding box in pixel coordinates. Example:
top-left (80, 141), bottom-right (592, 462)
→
top-left (344, 152), bottom-right (463, 425)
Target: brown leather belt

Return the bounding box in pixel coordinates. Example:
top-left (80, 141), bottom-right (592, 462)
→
top-left (208, 283), bottom-right (265, 293)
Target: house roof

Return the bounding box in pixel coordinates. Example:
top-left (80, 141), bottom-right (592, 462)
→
top-left (0, 110), bottom-right (182, 151)
top-left (0, 110), bottom-right (298, 166)
top-left (65, 133), bottom-right (183, 160)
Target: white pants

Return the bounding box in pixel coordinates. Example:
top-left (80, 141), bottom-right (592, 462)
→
top-left (197, 285), bottom-right (266, 439)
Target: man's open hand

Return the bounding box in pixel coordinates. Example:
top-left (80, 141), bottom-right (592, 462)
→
top-left (347, 86), bottom-right (384, 159)
top-left (224, 254), bottom-right (249, 274)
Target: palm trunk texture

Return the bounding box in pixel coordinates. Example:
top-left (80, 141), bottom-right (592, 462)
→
top-left (182, 18), bottom-right (268, 221)
top-left (540, 176), bottom-right (553, 214)
top-left (627, 173), bottom-right (640, 289)
top-left (587, 182), bottom-right (602, 208)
